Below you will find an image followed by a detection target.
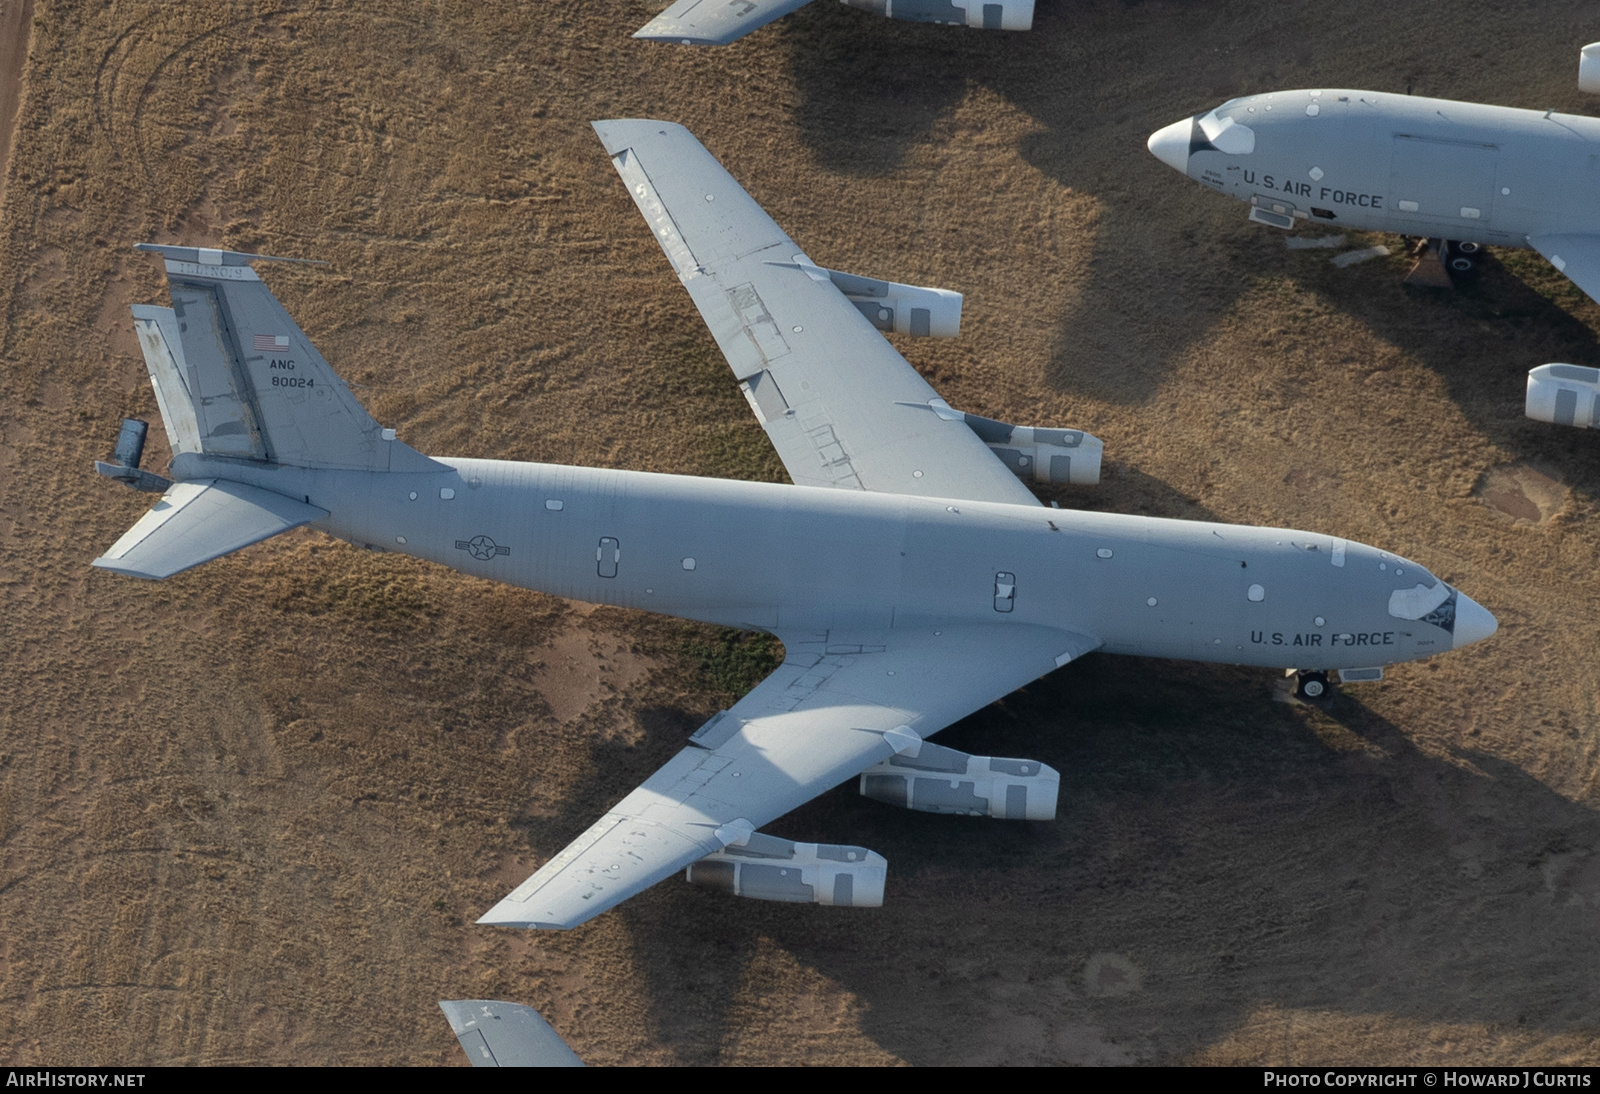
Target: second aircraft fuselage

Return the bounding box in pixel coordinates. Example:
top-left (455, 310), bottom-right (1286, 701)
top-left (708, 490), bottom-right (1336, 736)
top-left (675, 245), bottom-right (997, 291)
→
top-left (1150, 89), bottom-right (1600, 243)
top-left (170, 452), bottom-right (1492, 671)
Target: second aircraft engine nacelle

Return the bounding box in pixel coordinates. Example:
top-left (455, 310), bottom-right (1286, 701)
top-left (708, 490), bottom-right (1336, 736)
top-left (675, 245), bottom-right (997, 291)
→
top-left (1526, 363), bottom-right (1600, 429)
top-left (685, 831), bottom-right (886, 907)
top-left (963, 412), bottom-right (1103, 486)
top-left (859, 741), bottom-right (1059, 820)
top-left (840, 0), bottom-right (1034, 31)
top-left (825, 267), bottom-right (962, 338)
top-left (1580, 43), bottom-right (1600, 94)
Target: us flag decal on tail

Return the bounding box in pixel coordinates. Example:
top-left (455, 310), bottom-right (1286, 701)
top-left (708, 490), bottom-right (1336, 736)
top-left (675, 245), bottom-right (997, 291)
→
top-left (253, 333), bottom-right (290, 351)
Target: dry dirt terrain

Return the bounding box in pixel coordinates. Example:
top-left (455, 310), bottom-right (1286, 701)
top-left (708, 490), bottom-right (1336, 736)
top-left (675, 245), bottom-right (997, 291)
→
top-left (2, 0), bottom-right (1600, 1067)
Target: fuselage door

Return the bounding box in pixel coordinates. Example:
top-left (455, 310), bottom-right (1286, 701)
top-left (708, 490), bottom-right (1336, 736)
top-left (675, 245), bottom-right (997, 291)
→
top-left (597, 537), bottom-right (620, 579)
top-left (1388, 135), bottom-right (1498, 225)
top-left (994, 571), bottom-right (1016, 613)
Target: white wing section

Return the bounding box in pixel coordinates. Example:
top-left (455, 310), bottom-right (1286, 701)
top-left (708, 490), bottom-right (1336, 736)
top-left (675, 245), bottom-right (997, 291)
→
top-left (92, 479), bottom-right (326, 580)
top-left (634, 0), bottom-right (815, 44)
top-left (478, 623), bottom-right (1097, 930)
top-left (592, 119), bottom-right (1040, 508)
top-left (439, 1000), bottom-right (584, 1067)
top-left (1529, 233), bottom-right (1600, 306)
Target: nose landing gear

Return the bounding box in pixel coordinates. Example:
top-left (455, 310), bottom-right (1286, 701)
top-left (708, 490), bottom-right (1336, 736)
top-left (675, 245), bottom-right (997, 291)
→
top-left (1401, 237), bottom-right (1484, 286)
top-left (1294, 669), bottom-right (1332, 701)
top-left (1445, 240), bottom-right (1484, 276)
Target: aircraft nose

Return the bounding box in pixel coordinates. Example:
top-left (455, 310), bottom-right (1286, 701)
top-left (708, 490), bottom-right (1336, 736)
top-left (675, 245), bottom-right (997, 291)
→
top-left (1452, 591), bottom-right (1498, 650)
top-left (1147, 117), bottom-right (1192, 173)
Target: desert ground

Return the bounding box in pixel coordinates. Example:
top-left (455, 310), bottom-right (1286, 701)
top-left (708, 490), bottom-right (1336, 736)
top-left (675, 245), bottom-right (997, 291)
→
top-left (2, 0), bottom-right (1600, 1067)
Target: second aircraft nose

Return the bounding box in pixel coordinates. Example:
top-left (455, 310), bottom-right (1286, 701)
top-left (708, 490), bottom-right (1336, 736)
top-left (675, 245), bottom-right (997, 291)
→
top-left (1147, 117), bottom-right (1192, 173)
top-left (1452, 591), bottom-right (1498, 651)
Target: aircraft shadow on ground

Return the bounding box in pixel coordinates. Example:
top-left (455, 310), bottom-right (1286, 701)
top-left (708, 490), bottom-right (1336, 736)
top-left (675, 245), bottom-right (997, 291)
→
top-left (767, 3), bottom-right (1318, 410)
top-left (1308, 256), bottom-right (1600, 501)
top-left (770, 2), bottom-right (1600, 442)
top-left (605, 653), bottom-right (1600, 1063)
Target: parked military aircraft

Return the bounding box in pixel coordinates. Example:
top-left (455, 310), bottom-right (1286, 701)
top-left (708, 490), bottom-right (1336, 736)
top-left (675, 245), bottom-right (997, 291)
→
top-left (633, 0), bottom-right (1031, 46)
top-left (1147, 43), bottom-right (1600, 433)
top-left (93, 121), bottom-right (1495, 931)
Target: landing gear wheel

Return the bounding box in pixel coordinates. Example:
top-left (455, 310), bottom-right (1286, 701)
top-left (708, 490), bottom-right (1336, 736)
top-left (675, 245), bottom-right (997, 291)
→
top-left (1446, 241), bottom-right (1483, 277)
top-left (1295, 670), bottom-right (1332, 701)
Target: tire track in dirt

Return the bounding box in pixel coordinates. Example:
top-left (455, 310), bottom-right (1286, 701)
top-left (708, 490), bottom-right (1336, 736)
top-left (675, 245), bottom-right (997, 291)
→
top-left (0, 0), bottom-right (35, 211)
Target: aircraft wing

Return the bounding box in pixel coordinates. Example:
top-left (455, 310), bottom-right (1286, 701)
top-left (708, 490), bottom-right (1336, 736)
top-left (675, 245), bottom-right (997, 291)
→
top-left (1529, 234), bottom-right (1600, 306)
top-left (634, 0), bottom-right (815, 45)
top-left (593, 119), bottom-right (1041, 508)
top-left (439, 1000), bottom-right (584, 1067)
top-left (478, 623), bottom-right (1098, 929)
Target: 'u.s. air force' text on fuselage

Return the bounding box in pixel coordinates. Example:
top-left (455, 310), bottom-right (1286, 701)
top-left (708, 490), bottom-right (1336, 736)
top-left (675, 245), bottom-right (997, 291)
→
top-left (1148, 49), bottom-right (1600, 432)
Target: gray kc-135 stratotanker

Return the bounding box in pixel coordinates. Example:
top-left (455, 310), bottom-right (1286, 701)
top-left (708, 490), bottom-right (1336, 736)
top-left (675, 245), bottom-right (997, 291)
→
top-left (1147, 43), bottom-right (1600, 434)
top-left (633, 0), bottom-right (1031, 46)
top-left (92, 120), bottom-right (1495, 931)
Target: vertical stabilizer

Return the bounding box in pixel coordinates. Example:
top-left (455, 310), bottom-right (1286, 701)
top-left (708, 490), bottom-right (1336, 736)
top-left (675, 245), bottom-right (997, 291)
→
top-left (132, 244), bottom-right (437, 472)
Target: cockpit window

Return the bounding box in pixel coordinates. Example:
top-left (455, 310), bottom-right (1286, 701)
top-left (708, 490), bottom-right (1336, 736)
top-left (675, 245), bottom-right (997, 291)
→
top-left (1198, 109), bottom-right (1256, 154)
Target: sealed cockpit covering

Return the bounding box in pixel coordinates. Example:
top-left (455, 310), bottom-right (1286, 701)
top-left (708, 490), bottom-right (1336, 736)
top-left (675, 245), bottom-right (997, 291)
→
top-left (686, 831), bottom-right (886, 907)
top-left (859, 740), bottom-right (1059, 820)
top-left (1526, 363), bottom-right (1600, 428)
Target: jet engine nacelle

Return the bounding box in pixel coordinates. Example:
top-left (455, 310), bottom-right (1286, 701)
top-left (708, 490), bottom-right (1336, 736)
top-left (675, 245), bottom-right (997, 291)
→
top-left (1579, 43), bottom-right (1600, 94)
top-left (963, 410), bottom-right (1103, 486)
top-left (825, 267), bottom-right (962, 338)
top-left (686, 831), bottom-right (886, 907)
top-left (1526, 363), bottom-right (1600, 429)
top-left (840, 0), bottom-right (1034, 31)
top-left (859, 741), bottom-right (1059, 820)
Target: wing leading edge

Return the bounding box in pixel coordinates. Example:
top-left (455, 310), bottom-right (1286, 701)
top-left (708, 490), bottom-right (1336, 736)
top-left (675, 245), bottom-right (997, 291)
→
top-left (593, 119), bottom-right (1041, 508)
top-left (1529, 233), bottom-right (1600, 306)
top-left (479, 623), bottom-right (1097, 930)
top-left (634, 0), bottom-right (816, 44)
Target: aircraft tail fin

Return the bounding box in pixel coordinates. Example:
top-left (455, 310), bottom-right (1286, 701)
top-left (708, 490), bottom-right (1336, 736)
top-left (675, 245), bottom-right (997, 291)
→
top-left (129, 243), bottom-right (436, 473)
top-left (92, 479), bottom-right (327, 580)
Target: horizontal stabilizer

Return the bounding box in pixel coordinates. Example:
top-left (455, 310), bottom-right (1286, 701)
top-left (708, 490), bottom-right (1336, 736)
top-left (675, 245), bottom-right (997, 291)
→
top-left (438, 1000), bottom-right (584, 1067)
top-left (93, 480), bottom-right (326, 580)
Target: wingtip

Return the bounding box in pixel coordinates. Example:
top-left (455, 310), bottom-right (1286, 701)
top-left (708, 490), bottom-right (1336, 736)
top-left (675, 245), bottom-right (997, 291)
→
top-left (632, 18), bottom-right (732, 45)
top-left (591, 118), bottom-right (693, 156)
top-left (475, 901), bottom-right (569, 930)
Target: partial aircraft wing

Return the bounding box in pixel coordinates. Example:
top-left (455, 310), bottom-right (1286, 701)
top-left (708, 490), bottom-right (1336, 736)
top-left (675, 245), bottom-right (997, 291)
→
top-left (439, 1000), bottom-right (584, 1067)
top-left (634, 0), bottom-right (815, 44)
top-left (593, 119), bottom-right (1041, 509)
top-left (1529, 234), bottom-right (1600, 306)
top-left (479, 624), bottom-right (1096, 929)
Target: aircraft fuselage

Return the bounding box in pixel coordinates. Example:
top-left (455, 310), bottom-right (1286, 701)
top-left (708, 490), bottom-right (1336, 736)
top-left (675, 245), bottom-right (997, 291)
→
top-left (1151, 89), bottom-right (1600, 243)
top-left (169, 451), bottom-right (1489, 671)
